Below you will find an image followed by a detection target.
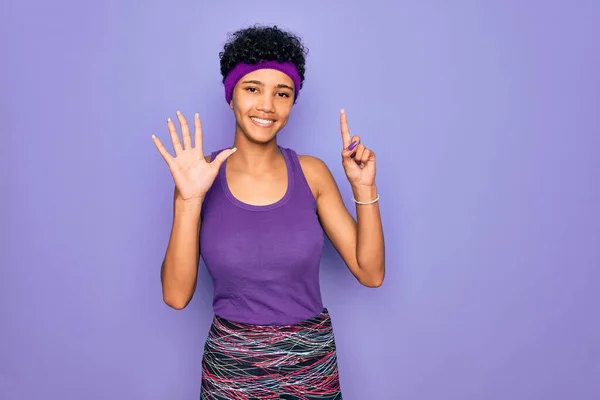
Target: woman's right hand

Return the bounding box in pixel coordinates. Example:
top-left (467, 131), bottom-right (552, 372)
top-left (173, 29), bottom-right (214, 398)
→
top-left (152, 111), bottom-right (236, 202)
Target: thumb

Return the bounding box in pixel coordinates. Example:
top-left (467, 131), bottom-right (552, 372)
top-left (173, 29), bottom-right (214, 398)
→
top-left (341, 136), bottom-right (360, 164)
top-left (211, 147), bottom-right (237, 168)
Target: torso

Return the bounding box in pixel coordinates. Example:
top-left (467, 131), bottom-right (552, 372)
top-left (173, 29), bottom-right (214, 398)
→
top-left (199, 145), bottom-right (325, 326)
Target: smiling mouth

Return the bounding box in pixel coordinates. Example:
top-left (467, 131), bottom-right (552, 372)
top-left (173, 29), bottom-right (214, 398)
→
top-left (250, 117), bottom-right (276, 128)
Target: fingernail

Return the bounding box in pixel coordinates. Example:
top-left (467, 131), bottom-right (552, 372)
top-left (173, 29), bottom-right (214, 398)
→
top-left (176, 110), bottom-right (181, 115)
top-left (348, 141), bottom-right (358, 151)
top-left (195, 112), bottom-right (199, 118)
top-left (231, 147), bottom-right (237, 152)
top-left (341, 108), bottom-right (345, 114)
top-left (167, 117), bottom-right (171, 122)
top-left (152, 134), bottom-right (156, 139)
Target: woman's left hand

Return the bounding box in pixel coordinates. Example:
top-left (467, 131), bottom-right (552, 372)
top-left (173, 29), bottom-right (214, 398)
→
top-left (339, 109), bottom-right (376, 188)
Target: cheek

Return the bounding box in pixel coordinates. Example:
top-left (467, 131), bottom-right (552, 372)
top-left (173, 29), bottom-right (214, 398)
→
top-left (232, 87), bottom-right (251, 106)
top-left (232, 97), bottom-right (253, 117)
top-left (276, 98), bottom-right (293, 115)
top-left (279, 105), bottom-right (293, 122)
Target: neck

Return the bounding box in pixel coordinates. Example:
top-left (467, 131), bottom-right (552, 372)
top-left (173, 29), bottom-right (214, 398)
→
top-left (229, 129), bottom-right (282, 173)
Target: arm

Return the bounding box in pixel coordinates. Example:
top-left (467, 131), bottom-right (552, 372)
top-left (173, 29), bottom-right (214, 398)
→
top-left (300, 156), bottom-right (385, 287)
top-left (160, 154), bottom-right (213, 310)
top-left (152, 112), bottom-right (236, 310)
top-left (160, 187), bottom-right (203, 309)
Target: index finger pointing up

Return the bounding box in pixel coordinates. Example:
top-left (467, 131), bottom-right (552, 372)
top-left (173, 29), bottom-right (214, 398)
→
top-left (340, 109), bottom-right (351, 149)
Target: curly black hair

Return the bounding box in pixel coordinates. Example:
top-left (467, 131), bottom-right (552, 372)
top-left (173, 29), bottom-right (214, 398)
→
top-left (219, 25), bottom-right (308, 90)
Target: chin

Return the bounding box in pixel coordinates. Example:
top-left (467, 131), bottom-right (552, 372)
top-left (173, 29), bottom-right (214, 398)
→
top-left (246, 130), bottom-right (279, 144)
top-left (243, 119), bottom-right (285, 143)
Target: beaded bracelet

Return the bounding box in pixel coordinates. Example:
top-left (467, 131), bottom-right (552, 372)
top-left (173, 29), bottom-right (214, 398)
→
top-left (352, 193), bottom-right (380, 205)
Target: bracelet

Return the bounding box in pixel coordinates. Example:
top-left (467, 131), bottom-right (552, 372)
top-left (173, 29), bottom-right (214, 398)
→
top-left (352, 193), bottom-right (380, 205)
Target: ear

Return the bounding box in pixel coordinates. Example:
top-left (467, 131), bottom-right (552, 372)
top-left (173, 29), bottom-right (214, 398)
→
top-left (229, 99), bottom-right (233, 110)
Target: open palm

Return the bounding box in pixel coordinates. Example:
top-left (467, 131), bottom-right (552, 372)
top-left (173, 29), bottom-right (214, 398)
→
top-left (152, 111), bottom-right (236, 201)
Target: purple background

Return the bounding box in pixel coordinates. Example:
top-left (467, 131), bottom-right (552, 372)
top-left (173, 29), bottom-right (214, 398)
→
top-left (2, 0), bottom-right (599, 399)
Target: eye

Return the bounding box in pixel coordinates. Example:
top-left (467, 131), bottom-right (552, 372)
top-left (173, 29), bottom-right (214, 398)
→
top-left (245, 87), bottom-right (259, 93)
top-left (277, 92), bottom-right (290, 98)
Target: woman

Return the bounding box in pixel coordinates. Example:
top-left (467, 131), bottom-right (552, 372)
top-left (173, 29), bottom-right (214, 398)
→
top-left (152, 25), bottom-right (385, 399)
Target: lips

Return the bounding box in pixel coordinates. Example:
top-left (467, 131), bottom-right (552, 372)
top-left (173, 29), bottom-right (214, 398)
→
top-left (250, 116), bottom-right (276, 128)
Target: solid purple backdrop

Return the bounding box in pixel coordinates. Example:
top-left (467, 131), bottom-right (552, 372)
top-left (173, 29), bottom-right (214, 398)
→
top-left (1, 0), bottom-right (599, 399)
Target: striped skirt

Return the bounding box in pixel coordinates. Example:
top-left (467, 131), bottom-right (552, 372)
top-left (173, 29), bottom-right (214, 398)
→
top-left (200, 308), bottom-right (342, 399)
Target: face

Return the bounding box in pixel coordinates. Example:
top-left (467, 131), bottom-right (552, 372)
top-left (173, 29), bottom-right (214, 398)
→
top-left (230, 68), bottom-right (295, 144)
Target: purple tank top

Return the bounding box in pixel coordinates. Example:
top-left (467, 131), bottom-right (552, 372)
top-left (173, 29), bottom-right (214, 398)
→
top-left (199, 146), bottom-right (325, 325)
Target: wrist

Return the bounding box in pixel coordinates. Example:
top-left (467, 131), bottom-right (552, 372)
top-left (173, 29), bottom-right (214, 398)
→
top-left (351, 184), bottom-right (378, 203)
top-left (175, 196), bottom-right (204, 213)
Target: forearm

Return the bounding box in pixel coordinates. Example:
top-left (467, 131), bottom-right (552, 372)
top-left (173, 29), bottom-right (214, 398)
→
top-left (352, 184), bottom-right (385, 285)
top-left (161, 196), bottom-right (203, 309)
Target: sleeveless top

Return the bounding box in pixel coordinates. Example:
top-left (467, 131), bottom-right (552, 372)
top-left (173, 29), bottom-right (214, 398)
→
top-left (199, 146), bottom-right (325, 325)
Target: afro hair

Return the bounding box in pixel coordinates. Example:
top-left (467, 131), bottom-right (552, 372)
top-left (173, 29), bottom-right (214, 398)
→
top-left (219, 25), bottom-right (308, 90)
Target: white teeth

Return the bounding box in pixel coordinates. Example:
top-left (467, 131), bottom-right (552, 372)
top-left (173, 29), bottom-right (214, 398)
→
top-left (251, 117), bottom-right (275, 125)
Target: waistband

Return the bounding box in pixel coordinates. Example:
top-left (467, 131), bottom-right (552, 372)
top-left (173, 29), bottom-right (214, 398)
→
top-left (212, 308), bottom-right (331, 331)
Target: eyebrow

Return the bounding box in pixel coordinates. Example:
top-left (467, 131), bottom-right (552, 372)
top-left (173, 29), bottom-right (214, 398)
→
top-left (241, 80), bottom-right (294, 91)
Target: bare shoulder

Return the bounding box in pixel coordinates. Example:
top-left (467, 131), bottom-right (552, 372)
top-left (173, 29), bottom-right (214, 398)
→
top-left (297, 154), bottom-right (329, 173)
top-left (297, 154), bottom-right (337, 198)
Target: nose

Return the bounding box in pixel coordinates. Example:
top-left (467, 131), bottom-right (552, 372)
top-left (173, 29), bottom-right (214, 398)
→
top-left (256, 92), bottom-right (275, 113)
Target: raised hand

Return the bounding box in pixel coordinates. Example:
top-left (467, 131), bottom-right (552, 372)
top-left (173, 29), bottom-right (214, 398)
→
top-left (339, 109), bottom-right (376, 188)
top-left (152, 111), bottom-right (236, 201)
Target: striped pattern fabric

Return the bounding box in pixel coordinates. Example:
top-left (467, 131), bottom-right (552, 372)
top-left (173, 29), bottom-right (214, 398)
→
top-left (201, 308), bottom-right (342, 399)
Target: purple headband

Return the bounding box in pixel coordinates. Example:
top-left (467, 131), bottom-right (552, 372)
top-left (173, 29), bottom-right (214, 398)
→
top-left (224, 60), bottom-right (301, 104)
